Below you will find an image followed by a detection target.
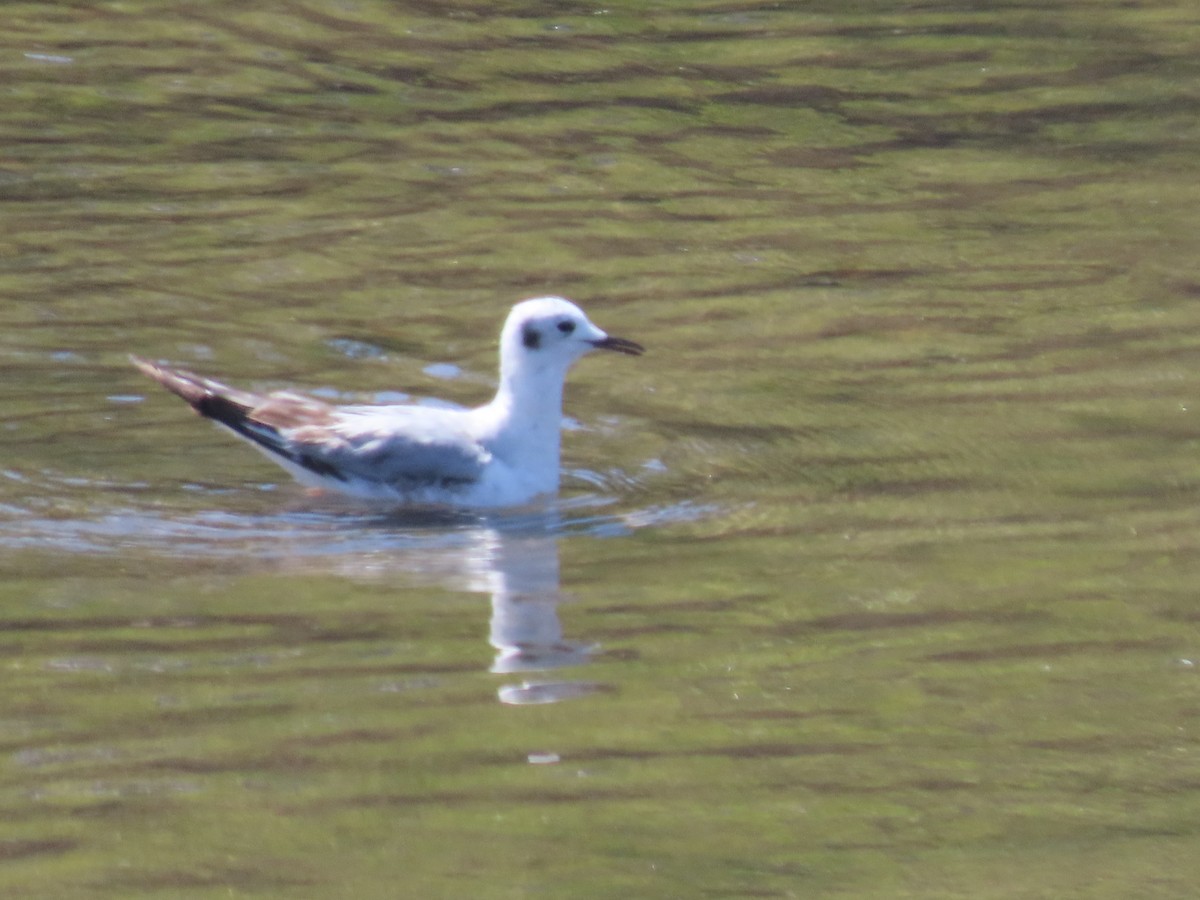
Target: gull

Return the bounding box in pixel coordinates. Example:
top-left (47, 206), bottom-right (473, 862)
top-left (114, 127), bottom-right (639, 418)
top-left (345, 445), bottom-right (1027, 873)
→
top-left (130, 296), bottom-right (644, 507)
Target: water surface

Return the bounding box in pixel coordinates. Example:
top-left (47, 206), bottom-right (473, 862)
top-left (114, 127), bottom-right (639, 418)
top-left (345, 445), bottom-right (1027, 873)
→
top-left (3, 1), bottom-right (1200, 897)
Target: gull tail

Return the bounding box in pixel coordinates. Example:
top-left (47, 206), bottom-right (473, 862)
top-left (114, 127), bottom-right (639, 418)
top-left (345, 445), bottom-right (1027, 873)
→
top-left (129, 356), bottom-right (343, 482)
top-left (130, 355), bottom-right (271, 439)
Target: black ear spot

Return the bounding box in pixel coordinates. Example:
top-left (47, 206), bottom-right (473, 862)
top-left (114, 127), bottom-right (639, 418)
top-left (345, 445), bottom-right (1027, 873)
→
top-left (522, 324), bottom-right (541, 349)
top-left (557, 319), bottom-right (575, 335)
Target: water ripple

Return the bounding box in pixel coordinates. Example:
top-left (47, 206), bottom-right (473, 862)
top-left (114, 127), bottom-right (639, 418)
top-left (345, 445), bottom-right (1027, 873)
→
top-left (0, 469), bottom-right (713, 562)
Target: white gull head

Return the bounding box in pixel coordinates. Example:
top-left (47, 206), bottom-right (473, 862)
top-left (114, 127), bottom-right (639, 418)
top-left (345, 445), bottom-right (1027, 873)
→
top-left (497, 296), bottom-right (643, 397)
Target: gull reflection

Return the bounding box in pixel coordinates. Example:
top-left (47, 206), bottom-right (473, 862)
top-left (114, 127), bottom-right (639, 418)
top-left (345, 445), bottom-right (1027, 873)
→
top-left (269, 503), bottom-right (609, 705)
top-left (459, 516), bottom-right (606, 704)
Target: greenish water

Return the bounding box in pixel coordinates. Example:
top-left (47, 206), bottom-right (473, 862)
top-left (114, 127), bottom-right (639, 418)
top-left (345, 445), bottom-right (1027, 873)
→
top-left (3, 1), bottom-right (1200, 897)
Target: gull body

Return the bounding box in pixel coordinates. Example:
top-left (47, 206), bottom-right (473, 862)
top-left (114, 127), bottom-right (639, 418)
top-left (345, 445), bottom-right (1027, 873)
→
top-left (131, 297), bottom-right (643, 507)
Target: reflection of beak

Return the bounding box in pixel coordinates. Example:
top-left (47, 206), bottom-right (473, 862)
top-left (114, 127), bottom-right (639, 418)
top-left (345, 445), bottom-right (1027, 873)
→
top-left (590, 335), bottom-right (645, 356)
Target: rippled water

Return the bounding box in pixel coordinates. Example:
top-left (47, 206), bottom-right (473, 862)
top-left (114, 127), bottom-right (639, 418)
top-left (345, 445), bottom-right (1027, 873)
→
top-left (4, 1), bottom-right (1200, 897)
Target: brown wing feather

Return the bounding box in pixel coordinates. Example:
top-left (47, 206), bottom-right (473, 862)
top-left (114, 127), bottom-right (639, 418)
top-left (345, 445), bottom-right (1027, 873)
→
top-left (131, 357), bottom-right (489, 489)
top-left (130, 356), bottom-right (261, 413)
top-left (130, 356), bottom-right (345, 481)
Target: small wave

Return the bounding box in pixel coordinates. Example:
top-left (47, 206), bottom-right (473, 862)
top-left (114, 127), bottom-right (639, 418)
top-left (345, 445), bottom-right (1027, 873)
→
top-left (0, 467), bottom-right (715, 564)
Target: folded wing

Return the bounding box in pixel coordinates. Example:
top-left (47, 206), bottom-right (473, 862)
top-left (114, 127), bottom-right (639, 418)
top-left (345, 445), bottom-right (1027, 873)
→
top-left (131, 357), bottom-right (490, 489)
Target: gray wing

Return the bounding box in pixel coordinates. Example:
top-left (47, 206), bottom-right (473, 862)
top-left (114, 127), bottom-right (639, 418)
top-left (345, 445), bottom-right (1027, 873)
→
top-left (130, 358), bottom-right (490, 489)
top-left (285, 404), bottom-right (491, 488)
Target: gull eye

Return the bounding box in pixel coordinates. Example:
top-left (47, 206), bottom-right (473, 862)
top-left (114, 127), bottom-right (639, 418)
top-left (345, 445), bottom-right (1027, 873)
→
top-left (557, 319), bottom-right (575, 335)
top-left (522, 324), bottom-right (541, 349)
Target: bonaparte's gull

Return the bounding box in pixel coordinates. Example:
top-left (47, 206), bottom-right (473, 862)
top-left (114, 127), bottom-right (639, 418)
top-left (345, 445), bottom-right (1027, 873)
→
top-left (131, 296), bottom-right (644, 507)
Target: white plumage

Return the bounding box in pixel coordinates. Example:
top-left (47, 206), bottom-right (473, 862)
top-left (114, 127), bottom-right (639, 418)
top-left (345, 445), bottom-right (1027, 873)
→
top-left (131, 297), bottom-right (643, 507)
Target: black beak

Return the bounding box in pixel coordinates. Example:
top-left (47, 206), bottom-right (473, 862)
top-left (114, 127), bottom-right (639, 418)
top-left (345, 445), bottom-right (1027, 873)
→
top-left (591, 335), bottom-right (645, 356)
